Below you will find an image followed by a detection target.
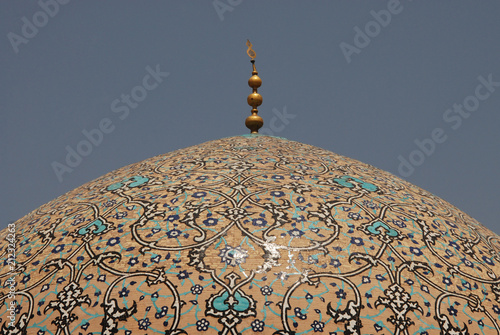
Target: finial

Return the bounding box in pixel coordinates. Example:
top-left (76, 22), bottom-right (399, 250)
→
top-left (245, 40), bottom-right (263, 134)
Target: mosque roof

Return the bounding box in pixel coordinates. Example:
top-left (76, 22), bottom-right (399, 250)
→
top-left (2, 134), bottom-right (500, 334)
top-left (2, 41), bottom-right (500, 334)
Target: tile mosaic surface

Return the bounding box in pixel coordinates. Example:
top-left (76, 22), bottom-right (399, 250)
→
top-left (2, 135), bottom-right (500, 334)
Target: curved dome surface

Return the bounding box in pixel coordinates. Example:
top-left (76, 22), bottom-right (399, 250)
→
top-left (2, 134), bottom-right (500, 334)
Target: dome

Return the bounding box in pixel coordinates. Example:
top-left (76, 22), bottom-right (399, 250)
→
top-left (2, 134), bottom-right (500, 334)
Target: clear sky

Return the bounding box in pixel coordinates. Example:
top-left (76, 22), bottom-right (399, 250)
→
top-left (1, 1), bottom-right (499, 233)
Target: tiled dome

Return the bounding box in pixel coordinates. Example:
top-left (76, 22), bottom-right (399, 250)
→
top-left (2, 134), bottom-right (500, 334)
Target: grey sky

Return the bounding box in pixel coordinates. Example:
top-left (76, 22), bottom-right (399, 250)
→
top-left (1, 1), bottom-right (499, 233)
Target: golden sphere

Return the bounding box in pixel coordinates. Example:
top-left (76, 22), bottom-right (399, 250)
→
top-left (247, 93), bottom-right (263, 107)
top-left (245, 114), bottom-right (264, 133)
top-left (248, 75), bottom-right (262, 89)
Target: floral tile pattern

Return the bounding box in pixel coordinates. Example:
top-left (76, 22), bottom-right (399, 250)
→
top-left (1, 134), bottom-right (500, 334)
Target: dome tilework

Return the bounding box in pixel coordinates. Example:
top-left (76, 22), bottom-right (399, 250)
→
top-left (1, 135), bottom-right (500, 334)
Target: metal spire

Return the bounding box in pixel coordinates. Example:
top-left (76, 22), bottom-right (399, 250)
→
top-left (245, 40), bottom-right (263, 134)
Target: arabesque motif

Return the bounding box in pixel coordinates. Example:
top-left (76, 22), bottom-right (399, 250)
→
top-left (1, 135), bottom-right (500, 334)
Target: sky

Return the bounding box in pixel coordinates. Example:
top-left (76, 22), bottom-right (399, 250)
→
top-left (1, 1), bottom-right (499, 233)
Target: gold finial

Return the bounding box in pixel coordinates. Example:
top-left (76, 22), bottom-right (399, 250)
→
top-left (246, 39), bottom-right (256, 60)
top-left (245, 40), bottom-right (263, 134)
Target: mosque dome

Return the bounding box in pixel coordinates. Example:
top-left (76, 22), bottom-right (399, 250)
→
top-left (2, 44), bottom-right (500, 334)
top-left (2, 134), bottom-right (500, 334)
